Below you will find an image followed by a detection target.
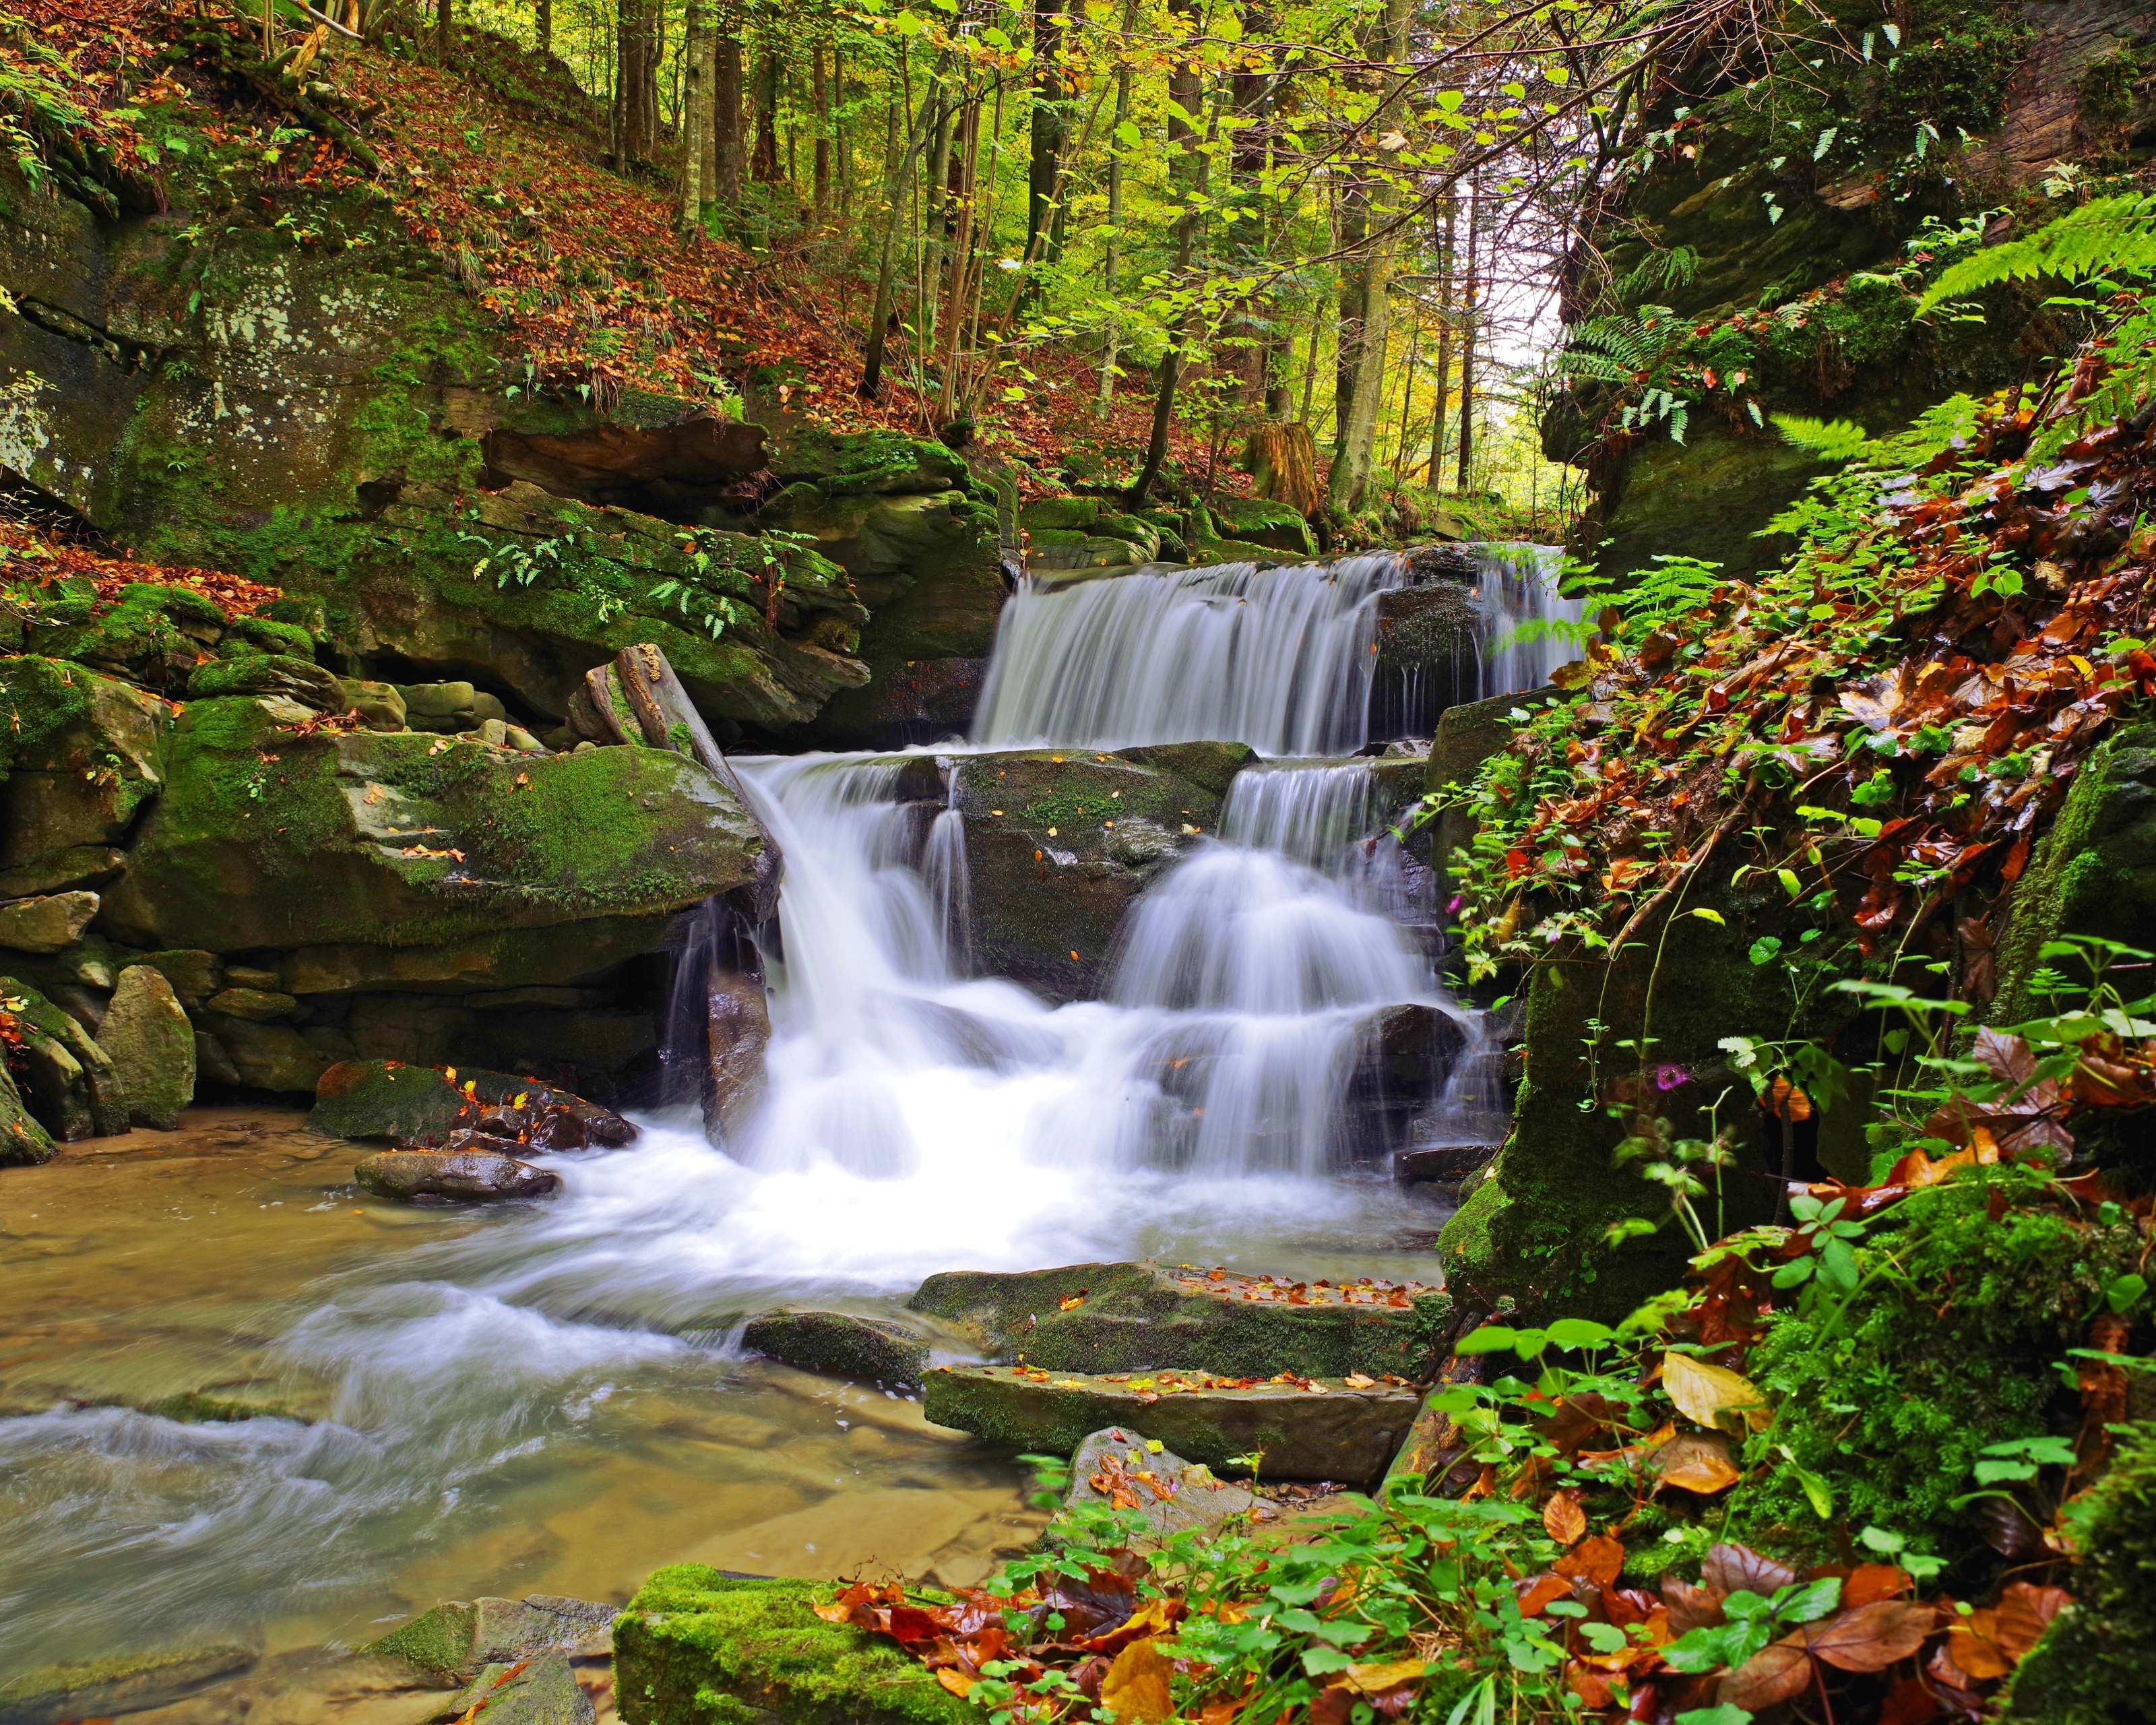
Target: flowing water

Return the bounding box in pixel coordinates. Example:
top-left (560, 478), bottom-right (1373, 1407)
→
top-left (0, 543), bottom-right (1564, 1684)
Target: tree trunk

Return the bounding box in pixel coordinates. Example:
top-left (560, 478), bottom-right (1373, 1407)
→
top-left (751, 52), bottom-right (782, 183)
top-left (680, 0), bottom-right (708, 231)
top-left (1425, 197), bottom-right (1455, 482)
top-left (1025, 0), bottom-right (1067, 269)
top-left (534, 0), bottom-right (550, 56)
top-left (1094, 53), bottom-right (1134, 414)
top-left (860, 72), bottom-right (942, 400)
top-left (1129, 3), bottom-right (1203, 510)
top-left (434, 0), bottom-right (449, 61)
top-left (714, 25), bottom-right (744, 202)
top-left (937, 96), bottom-right (982, 420)
top-left (1457, 178), bottom-right (1482, 491)
top-left (616, 0), bottom-right (661, 163)
top-left (811, 43), bottom-right (832, 218)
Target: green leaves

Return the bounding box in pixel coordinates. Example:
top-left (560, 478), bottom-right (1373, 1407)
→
top-left (1971, 1435), bottom-right (2078, 1484)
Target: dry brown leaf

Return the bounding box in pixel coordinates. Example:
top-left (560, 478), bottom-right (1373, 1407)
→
top-left (1341, 1658), bottom-right (1425, 1695)
top-left (1554, 1534), bottom-right (1624, 1587)
top-left (1994, 1582), bottom-right (2070, 1658)
top-left (1100, 1639), bottom-right (1175, 1724)
top-left (1800, 1601), bottom-right (1940, 1672)
top-left (1702, 1544), bottom-right (1798, 1599)
top-left (1843, 1563), bottom-right (1915, 1608)
top-left (1649, 1431), bottom-right (1740, 1495)
top-left (1542, 1491), bottom-right (1587, 1546)
top-left (935, 1669), bottom-right (974, 1699)
top-left (1718, 1641), bottom-right (1814, 1710)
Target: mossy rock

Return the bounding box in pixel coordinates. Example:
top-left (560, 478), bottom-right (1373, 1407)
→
top-left (0, 1645), bottom-right (257, 1724)
top-left (307, 1059), bottom-right (629, 1145)
top-left (740, 1311), bottom-right (934, 1387)
top-left (0, 657), bottom-right (170, 882)
top-left (923, 1364), bottom-right (1418, 1484)
top-left (1193, 537), bottom-right (1300, 567)
top-left (1209, 496), bottom-right (1316, 556)
top-left (908, 1260), bottom-right (1437, 1379)
top-left (1018, 495), bottom-right (1102, 534)
top-left (100, 698), bottom-right (761, 952)
top-left (614, 1570), bottom-right (972, 1725)
top-left (1999, 1422), bottom-right (2156, 1725)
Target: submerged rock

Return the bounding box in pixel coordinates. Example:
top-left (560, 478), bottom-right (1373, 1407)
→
top-left (614, 1569), bottom-right (971, 1725)
top-left (352, 1149), bottom-right (559, 1202)
top-left (309, 1059), bottom-right (637, 1150)
top-left (1066, 1427), bottom-right (1259, 1538)
top-left (924, 1364), bottom-right (1416, 1485)
top-left (367, 1594), bottom-right (616, 1689)
top-left (908, 1259), bottom-right (1440, 1380)
top-left (742, 1310), bottom-right (934, 1388)
top-left (0, 1643), bottom-right (257, 1725)
top-left (449, 1650), bottom-right (596, 1724)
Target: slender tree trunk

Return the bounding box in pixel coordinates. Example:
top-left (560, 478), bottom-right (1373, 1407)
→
top-left (680, 0), bottom-right (709, 232)
top-left (1457, 178), bottom-right (1482, 490)
top-left (811, 44), bottom-right (832, 218)
top-left (714, 24), bottom-right (744, 201)
top-left (1096, 56), bottom-right (1134, 413)
top-left (1129, 1), bottom-right (1203, 510)
top-left (1025, 0), bottom-right (1067, 268)
top-left (937, 96), bottom-right (981, 420)
top-left (434, 0), bottom-right (449, 61)
top-left (534, 0), bottom-right (550, 56)
top-left (860, 70), bottom-right (943, 399)
top-left (833, 48), bottom-right (852, 214)
top-left (616, 0), bottom-right (661, 162)
top-left (1391, 313), bottom-right (1420, 474)
top-left (1426, 197), bottom-right (1456, 482)
top-left (751, 52), bottom-right (782, 183)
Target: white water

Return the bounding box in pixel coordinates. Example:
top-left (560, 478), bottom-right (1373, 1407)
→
top-left (1474, 542), bottom-right (1588, 699)
top-left (0, 544), bottom-right (1563, 1674)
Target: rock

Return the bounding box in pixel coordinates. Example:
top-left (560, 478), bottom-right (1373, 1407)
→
top-left (0, 891), bottom-right (99, 953)
top-left (99, 964), bottom-right (196, 1128)
top-left (1370, 579), bottom-right (1483, 742)
top-left (138, 948), bottom-right (222, 1005)
top-left (1209, 495), bottom-right (1317, 556)
top-left (353, 1148), bottom-right (561, 1201)
top-left (742, 1311), bottom-right (933, 1387)
top-left (0, 660), bottom-right (168, 887)
top-left (951, 750), bottom-right (1236, 1002)
top-left (309, 1059), bottom-right (637, 1148)
top-left (1393, 1143), bottom-right (1498, 1185)
top-left (0, 845), bottom-right (127, 898)
top-left (0, 1059), bottom-right (53, 1166)
top-left (0, 1645), bottom-right (257, 1725)
top-left (908, 1260), bottom-right (1437, 1379)
top-left (204, 1016), bottom-right (328, 1094)
top-left (924, 1365), bottom-right (1417, 1485)
top-left (1066, 1427), bottom-right (1259, 1538)
top-left (395, 681), bottom-right (510, 734)
top-left (703, 969), bottom-right (768, 1140)
top-left (448, 1650), bottom-right (594, 1724)
top-left (99, 699), bottom-right (762, 957)
top-left (367, 1594), bottom-right (615, 1689)
top-left (614, 1569), bottom-right (972, 1725)
top-left (224, 964), bottom-right (284, 991)
top-left (336, 677), bottom-right (409, 732)
top-left (185, 652), bottom-right (346, 711)
top-left (194, 1029), bottom-right (242, 1087)
top-left (1, 976), bottom-right (126, 1139)
top-left (201, 985), bottom-right (299, 1021)
top-left (1422, 689), bottom-right (1537, 871)
top-left (1110, 741), bottom-right (1258, 796)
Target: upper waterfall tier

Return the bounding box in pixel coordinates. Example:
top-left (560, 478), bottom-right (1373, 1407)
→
top-left (970, 544), bottom-right (1583, 756)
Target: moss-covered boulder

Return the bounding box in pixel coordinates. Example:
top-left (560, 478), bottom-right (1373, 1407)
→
top-left (908, 1261), bottom-right (1437, 1379)
top-left (613, 1570), bottom-right (972, 1725)
top-left (99, 698), bottom-right (760, 953)
top-left (924, 1364), bottom-right (1417, 1485)
top-left (0, 974), bottom-right (125, 1140)
top-left (99, 963), bottom-right (195, 1128)
top-left (0, 657), bottom-right (171, 896)
top-left (367, 1594), bottom-right (616, 1689)
top-left (949, 746), bottom-right (1246, 1001)
top-left (308, 1059), bottom-right (635, 1146)
top-left (1209, 496), bottom-right (1317, 556)
top-left (741, 1310), bottom-right (935, 1388)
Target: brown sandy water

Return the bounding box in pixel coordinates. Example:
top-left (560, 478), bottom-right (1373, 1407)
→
top-left (0, 1104), bottom-right (1446, 1695)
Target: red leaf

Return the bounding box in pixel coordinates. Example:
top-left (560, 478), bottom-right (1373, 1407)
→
top-left (1794, 1601), bottom-right (1940, 1672)
top-left (1717, 1641), bottom-right (1813, 1710)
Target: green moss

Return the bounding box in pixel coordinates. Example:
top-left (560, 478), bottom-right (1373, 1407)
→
top-left (2079, 46), bottom-right (2143, 131)
top-left (0, 654), bottom-right (94, 777)
top-left (185, 652), bottom-right (328, 698)
top-left (614, 1570), bottom-right (972, 1725)
top-left (1732, 1174), bottom-right (2143, 1571)
top-left (1999, 1422), bottom-right (2156, 1725)
top-left (366, 1602), bottom-right (478, 1687)
top-left (220, 615), bottom-right (317, 657)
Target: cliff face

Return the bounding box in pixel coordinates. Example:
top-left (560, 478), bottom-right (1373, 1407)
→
top-left (1549, 0), bottom-right (2155, 583)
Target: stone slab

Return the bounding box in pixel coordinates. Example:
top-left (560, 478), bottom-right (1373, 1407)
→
top-left (1066, 1426), bottom-right (1258, 1538)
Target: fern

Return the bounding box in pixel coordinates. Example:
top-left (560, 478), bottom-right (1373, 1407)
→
top-left (1773, 414), bottom-right (1871, 462)
top-left (1916, 194), bottom-right (2156, 313)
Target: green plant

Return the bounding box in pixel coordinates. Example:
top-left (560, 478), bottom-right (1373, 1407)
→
top-left (1916, 193), bottom-right (2156, 314)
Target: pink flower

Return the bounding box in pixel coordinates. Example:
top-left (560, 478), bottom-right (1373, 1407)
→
top-left (1654, 1064), bottom-right (1691, 1091)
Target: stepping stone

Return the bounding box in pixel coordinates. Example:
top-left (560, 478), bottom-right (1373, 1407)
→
top-left (741, 1310), bottom-right (936, 1388)
top-left (924, 1363), bottom-right (1419, 1485)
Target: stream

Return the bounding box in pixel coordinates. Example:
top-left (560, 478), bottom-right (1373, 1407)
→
top-left (0, 545), bottom-right (1579, 1681)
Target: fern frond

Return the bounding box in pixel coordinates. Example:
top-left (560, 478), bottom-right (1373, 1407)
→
top-left (1772, 414), bottom-right (1871, 460)
top-left (1916, 195), bottom-right (2156, 313)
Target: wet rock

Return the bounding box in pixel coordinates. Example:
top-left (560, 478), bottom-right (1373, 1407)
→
top-left (1111, 740), bottom-right (1258, 797)
top-left (925, 1364), bottom-right (1417, 1485)
top-left (742, 1310), bottom-right (933, 1387)
top-left (0, 845), bottom-right (127, 898)
top-left (0, 1643), bottom-right (257, 1725)
top-left (448, 1651), bottom-right (594, 1724)
top-left (309, 1059), bottom-right (637, 1149)
top-left (1066, 1427), bottom-right (1259, 1538)
top-left (367, 1594), bottom-right (615, 1689)
top-left (224, 964), bottom-right (285, 991)
top-left (193, 1029), bottom-right (241, 1087)
top-left (395, 680), bottom-right (510, 735)
top-left (0, 659), bottom-right (168, 889)
top-left (202, 984), bottom-right (299, 1022)
top-left (908, 1259), bottom-right (1436, 1379)
top-left (336, 677), bottom-right (409, 732)
top-left (1, 976), bottom-right (125, 1140)
top-left (704, 969), bottom-right (769, 1140)
top-left (353, 1149), bottom-right (560, 1202)
top-left (99, 964), bottom-right (196, 1128)
top-left (1393, 1143), bottom-right (1498, 1185)
top-left (1209, 496), bottom-right (1317, 556)
top-left (204, 1015), bottom-right (328, 1094)
top-left (137, 948), bottom-right (222, 1006)
top-left (616, 1570), bottom-right (972, 1725)
top-left (187, 653), bottom-right (347, 711)
top-left (0, 891), bottom-right (99, 954)
top-left (1422, 688), bottom-right (1538, 871)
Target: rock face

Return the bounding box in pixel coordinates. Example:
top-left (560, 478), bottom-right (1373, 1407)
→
top-left (352, 1148), bottom-right (560, 1201)
top-left (908, 1260), bottom-right (1438, 1380)
top-left (742, 1310), bottom-right (935, 1388)
top-left (97, 964), bottom-right (196, 1128)
top-left (950, 746), bottom-right (1250, 1001)
top-left (924, 1364), bottom-right (1418, 1485)
top-left (1065, 1427), bottom-right (1259, 1538)
top-left (613, 1569), bottom-right (972, 1725)
top-left (366, 1594), bottom-right (616, 1689)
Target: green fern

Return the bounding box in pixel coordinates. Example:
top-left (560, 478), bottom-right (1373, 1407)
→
top-left (1772, 414), bottom-right (1871, 461)
top-left (1915, 194), bottom-right (2156, 313)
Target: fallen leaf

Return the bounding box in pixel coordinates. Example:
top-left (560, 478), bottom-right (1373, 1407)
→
top-left (1542, 1491), bottom-right (1587, 1546)
top-left (1650, 1431), bottom-right (1741, 1495)
top-left (1843, 1563), bottom-right (1915, 1608)
top-left (1994, 1581), bottom-right (2069, 1658)
top-left (935, 1669), bottom-right (974, 1698)
top-left (1719, 1641), bottom-right (1814, 1710)
top-left (1100, 1639), bottom-right (1174, 1724)
top-left (1662, 1352), bottom-right (1769, 1435)
top-left (1341, 1658), bottom-right (1424, 1695)
top-left (1800, 1601), bottom-right (1939, 1672)
top-left (1554, 1534), bottom-right (1624, 1587)
top-left (1701, 1543), bottom-right (1798, 1600)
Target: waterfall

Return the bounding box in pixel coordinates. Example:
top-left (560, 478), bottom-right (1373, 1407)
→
top-left (1473, 542), bottom-right (1586, 699)
top-left (971, 553), bottom-right (1409, 756)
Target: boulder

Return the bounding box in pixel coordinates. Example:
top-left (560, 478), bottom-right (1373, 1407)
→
top-left (1, 976), bottom-right (125, 1139)
top-left (353, 1149), bottom-right (561, 1201)
top-left (309, 1059), bottom-right (637, 1148)
top-left (99, 698), bottom-right (762, 955)
top-left (1209, 496), bottom-right (1317, 556)
top-left (448, 1651), bottom-right (594, 1724)
top-left (924, 1365), bottom-right (1417, 1485)
top-left (742, 1311), bottom-right (933, 1388)
top-left (186, 652), bottom-right (345, 710)
top-left (137, 948), bottom-right (222, 1005)
top-left (367, 1594), bottom-right (615, 1689)
top-left (204, 1016), bottom-right (327, 1094)
top-left (613, 1570), bottom-right (972, 1725)
top-left (0, 1645), bottom-right (257, 1725)
top-left (336, 678), bottom-right (409, 732)
top-left (950, 749), bottom-right (1240, 1001)
top-left (0, 845), bottom-right (127, 898)
top-left (1066, 1427), bottom-right (1259, 1538)
top-left (907, 1260), bottom-right (1438, 1379)
top-left (703, 969), bottom-right (768, 1141)
top-left (395, 680), bottom-right (510, 734)
top-left (0, 891), bottom-right (99, 954)
top-left (1370, 580), bottom-right (1483, 742)
top-left (99, 964), bottom-right (196, 1128)
top-left (202, 985), bottom-right (299, 1022)
top-left (0, 659), bottom-right (169, 887)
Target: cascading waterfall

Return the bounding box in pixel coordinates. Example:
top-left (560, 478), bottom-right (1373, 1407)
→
top-left (1474, 541), bottom-right (1587, 700)
top-left (972, 553), bottom-right (1409, 755)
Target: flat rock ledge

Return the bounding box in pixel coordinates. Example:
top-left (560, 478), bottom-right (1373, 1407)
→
top-left (740, 1309), bottom-right (941, 1388)
top-left (908, 1259), bottom-right (1445, 1379)
top-left (923, 1364), bottom-right (1418, 1485)
top-left (614, 1569), bottom-right (970, 1725)
top-left (0, 1645), bottom-right (257, 1725)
